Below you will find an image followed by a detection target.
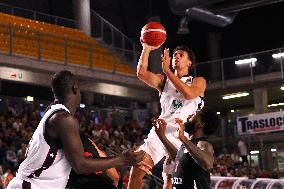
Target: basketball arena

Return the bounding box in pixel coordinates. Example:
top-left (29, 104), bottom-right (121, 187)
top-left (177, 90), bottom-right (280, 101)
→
top-left (0, 0), bottom-right (284, 189)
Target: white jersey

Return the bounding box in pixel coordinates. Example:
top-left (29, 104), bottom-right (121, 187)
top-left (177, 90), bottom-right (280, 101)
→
top-left (159, 75), bottom-right (204, 126)
top-left (8, 104), bottom-right (72, 189)
top-left (139, 75), bottom-right (205, 165)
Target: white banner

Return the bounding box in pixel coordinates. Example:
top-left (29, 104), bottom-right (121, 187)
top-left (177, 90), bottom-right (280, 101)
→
top-left (237, 111), bottom-right (284, 135)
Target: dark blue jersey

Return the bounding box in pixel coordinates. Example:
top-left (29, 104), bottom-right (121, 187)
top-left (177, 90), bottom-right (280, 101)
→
top-left (172, 137), bottom-right (210, 189)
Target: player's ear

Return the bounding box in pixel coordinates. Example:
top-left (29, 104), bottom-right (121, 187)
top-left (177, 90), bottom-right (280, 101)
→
top-left (187, 59), bottom-right (192, 68)
top-left (72, 84), bottom-right (79, 95)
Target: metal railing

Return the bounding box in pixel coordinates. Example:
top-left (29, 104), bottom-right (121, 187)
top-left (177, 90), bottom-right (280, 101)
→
top-left (90, 10), bottom-right (140, 66)
top-left (194, 47), bottom-right (284, 85)
top-left (0, 3), bottom-right (76, 28)
top-left (0, 23), bottom-right (137, 76)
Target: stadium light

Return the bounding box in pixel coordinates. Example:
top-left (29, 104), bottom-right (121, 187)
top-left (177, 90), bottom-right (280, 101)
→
top-left (235, 58), bottom-right (257, 65)
top-left (250, 150), bottom-right (259, 154)
top-left (80, 103), bottom-right (86, 108)
top-left (222, 92), bottom-right (249, 100)
top-left (272, 52), bottom-right (284, 59)
top-left (26, 96), bottom-right (34, 102)
top-left (268, 102), bottom-right (284, 107)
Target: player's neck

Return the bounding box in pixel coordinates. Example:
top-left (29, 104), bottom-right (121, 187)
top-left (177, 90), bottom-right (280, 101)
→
top-left (189, 131), bottom-right (204, 140)
top-left (55, 97), bottom-right (76, 115)
top-left (175, 69), bottom-right (189, 78)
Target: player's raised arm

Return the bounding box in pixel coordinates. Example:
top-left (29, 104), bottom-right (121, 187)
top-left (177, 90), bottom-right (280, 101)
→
top-left (137, 40), bottom-right (164, 92)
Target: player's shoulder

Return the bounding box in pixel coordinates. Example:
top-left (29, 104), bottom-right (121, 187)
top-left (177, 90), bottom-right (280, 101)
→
top-left (197, 140), bottom-right (213, 150)
top-left (193, 76), bottom-right (206, 83)
top-left (50, 111), bottom-right (77, 126)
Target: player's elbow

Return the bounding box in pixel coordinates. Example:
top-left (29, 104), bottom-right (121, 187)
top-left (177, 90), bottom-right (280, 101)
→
top-left (137, 70), bottom-right (147, 81)
top-left (205, 163), bottom-right (213, 170)
top-left (184, 93), bottom-right (195, 100)
top-left (72, 162), bottom-right (91, 175)
top-left (204, 159), bottom-right (214, 170)
top-left (72, 166), bottom-right (86, 175)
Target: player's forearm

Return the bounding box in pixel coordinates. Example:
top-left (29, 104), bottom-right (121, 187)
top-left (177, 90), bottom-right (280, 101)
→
top-left (180, 137), bottom-right (213, 170)
top-left (73, 156), bottom-right (123, 175)
top-left (137, 48), bottom-right (151, 78)
top-left (159, 136), bottom-right (178, 160)
top-left (165, 71), bottom-right (197, 99)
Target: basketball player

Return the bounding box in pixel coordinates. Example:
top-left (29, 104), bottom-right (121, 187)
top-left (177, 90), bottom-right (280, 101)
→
top-left (154, 107), bottom-right (219, 189)
top-left (66, 133), bottom-right (119, 189)
top-left (7, 70), bottom-right (144, 189)
top-left (127, 41), bottom-right (206, 189)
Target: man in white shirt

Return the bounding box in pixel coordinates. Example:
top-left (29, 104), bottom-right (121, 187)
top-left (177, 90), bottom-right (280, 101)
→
top-left (237, 137), bottom-right (248, 163)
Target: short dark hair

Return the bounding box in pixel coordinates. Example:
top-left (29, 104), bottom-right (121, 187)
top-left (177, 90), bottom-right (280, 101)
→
top-left (173, 46), bottom-right (196, 66)
top-left (197, 106), bottom-right (219, 136)
top-left (51, 70), bottom-right (77, 101)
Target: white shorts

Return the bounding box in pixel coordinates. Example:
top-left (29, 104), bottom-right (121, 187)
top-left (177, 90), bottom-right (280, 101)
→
top-left (139, 127), bottom-right (183, 166)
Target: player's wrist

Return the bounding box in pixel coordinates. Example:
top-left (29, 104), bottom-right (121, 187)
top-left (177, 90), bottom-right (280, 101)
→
top-left (163, 68), bottom-right (172, 75)
top-left (179, 135), bottom-right (186, 142)
top-left (158, 134), bottom-right (167, 141)
top-left (116, 155), bottom-right (126, 167)
top-left (142, 46), bottom-right (152, 53)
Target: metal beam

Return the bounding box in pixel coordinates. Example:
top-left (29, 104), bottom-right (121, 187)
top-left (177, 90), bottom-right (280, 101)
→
top-left (0, 53), bottom-right (146, 88)
top-left (0, 56), bottom-right (155, 101)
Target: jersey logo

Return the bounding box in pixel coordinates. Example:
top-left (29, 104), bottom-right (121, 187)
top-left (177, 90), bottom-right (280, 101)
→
top-left (172, 177), bottom-right (183, 185)
top-left (170, 99), bottom-right (183, 114)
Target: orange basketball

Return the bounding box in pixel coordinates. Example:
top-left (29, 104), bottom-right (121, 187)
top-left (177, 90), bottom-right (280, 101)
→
top-left (141, 22), bottom-right (167, 47)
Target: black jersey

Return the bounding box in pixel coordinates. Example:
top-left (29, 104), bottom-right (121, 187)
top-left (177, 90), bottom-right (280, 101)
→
top-left (66, 133), bottom-right (117, 189)
top-left (172, 137), bottom-right (210, 189)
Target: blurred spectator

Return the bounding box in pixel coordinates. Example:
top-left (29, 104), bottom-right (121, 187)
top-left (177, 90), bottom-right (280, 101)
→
top-left (231, 148), bottom-right (241, 165)
top-left (111, 107), bottom-right (124, 129)
top-left (5, 146), bottom-right (17, 168)
top-left (17, 143), bottom-right (27, 165)
top-left (238, 137), bottom-right (248, 163)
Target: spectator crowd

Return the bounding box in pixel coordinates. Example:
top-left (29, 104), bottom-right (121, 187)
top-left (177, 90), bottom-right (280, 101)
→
top-left (0, 96), bottom-right (280, 189)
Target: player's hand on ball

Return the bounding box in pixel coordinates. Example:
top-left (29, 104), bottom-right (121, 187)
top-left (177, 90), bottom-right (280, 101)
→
top-left (161, 48), bottom-right (171, 74)
top-left (120, 148), bottom-right (145, 166)
top-left (153, 119), bottom-right (167, 139)
top-left (140, 37), bottom-right (161, 51)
